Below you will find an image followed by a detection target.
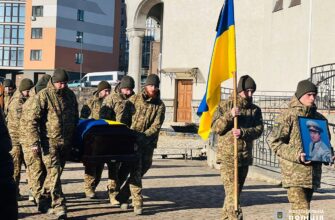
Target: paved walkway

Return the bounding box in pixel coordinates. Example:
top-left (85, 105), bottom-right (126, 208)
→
top-left (18, 158), bottom-right (335, 220)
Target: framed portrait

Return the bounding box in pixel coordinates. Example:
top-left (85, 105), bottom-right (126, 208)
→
top-left (298, 117), bottom-right (334, 163)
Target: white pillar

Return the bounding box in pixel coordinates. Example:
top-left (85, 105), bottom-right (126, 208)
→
top-left (127, 28), bottom-right (145, 93)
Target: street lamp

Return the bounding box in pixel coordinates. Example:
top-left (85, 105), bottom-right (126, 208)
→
top-left (75, 35), bottom-right (83, 79)
top-left (75, 35), bottom-right (84, 93)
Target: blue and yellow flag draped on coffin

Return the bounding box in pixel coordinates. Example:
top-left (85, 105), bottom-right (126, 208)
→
top-left (197, 0), bottom-right (237, 140)
top-left (77, 119), bottom-right (123, 143)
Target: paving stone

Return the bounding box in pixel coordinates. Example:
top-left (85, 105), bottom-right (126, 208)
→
top-left (18, 159), bottom-right (335, 220)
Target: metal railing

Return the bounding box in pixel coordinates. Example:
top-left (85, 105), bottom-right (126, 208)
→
top-left (311, 63), bottom-right (335, 110)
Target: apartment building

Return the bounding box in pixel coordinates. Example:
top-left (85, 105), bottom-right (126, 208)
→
top-left (0, 0), bottom-right (121, 82)
top-left (0, 0), bottom-right (25, 76)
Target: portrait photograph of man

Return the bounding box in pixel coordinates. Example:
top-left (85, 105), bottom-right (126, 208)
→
top-left (299, 117), bottom-right (334, 163)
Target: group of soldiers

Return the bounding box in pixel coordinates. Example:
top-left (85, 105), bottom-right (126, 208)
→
top-left (212, 75), bottom-right (335, 220)
top-left (0, 69), bottom-right (165, 220)
top-left (1, 70), bottom-right (334, 220)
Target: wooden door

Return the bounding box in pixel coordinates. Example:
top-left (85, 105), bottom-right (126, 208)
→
top-left (176, 80), bottom-right (193, 122)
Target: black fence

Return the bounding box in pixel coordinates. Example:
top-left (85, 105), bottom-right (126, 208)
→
top-left (311, 63), bottom-right (335, 110)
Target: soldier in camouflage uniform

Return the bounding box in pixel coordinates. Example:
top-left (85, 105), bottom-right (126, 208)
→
top-left (3, 79), bottom-right (16, 119)
top-left (99, 75), bottom-right (135, 206)
top-left (0, 83), bottom-right (4, 110)
top-left (116, 74), bottom-right (165, 215)
top-left (269, 80), bottom-right (335, 219)
top-left (20, 75), bottom-right (51, 206)
top-left (80, 80), bottom-right (111, 199)
top-left (212, 75), bottom-right (263, 220)
top-left (7, 78), bottom-right (34, 198)
top-left (0, 108), bottom-right (18, 219)
top-left (25, 69), bottom-right (79, 220)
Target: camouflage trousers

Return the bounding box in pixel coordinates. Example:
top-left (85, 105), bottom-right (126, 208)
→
top-left (107, 162), bottom-right (121, 197)
top-left (220, 162), bottom-right (249, 220)
top-left (83, 162), bottom-right (104, 193)
top-left (22, 145), bottom-right (49, 202)
top-left (116, 147), bottom-right (155, 207)
top-left (41, 143), bottom-right (69, 213)
top-left (10, 144), bottom-right (25, 194)
top-left (287, 187), bottom-right (314, 219)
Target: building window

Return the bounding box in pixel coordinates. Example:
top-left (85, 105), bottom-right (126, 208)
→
top-left (289, 0), bottom-right (301, 8)
top-left (11, 25), bottom-right (18, 44)
top-left (0, 4), bottom-right (4, 22)
top-left (32, 6), bottom-right (43, 17)
top-left (30, 49), bottom-right (42, 61)
top-left (5, 3), bottom-right (11, 22)
top-left (4, 25), bottom-right (10, 44)
top-left (17, 47), bottom-right (23, 66)
top-left (0, 25), bottom-right (24, 45)
top-left (10, 47), bottom-right (16, 66)
top-left (31, 28), bottom-right (42, 39)
top-left (76, 31), bottom-right (83, 43)
top-left (77, 9), bottom-right (84, 21)
top-left (3, 47), bottom-right (9, 66)
top-left (19, 4), bottom-right (25, 22)
top-left (0, 46), bottom-right (23, 67)
top-left (12, 3), bottom-right (18, 23)
top-left (0, 3), bottom-right (25, 23)
top-left (18, 26), bottom-right (24, 44)
top-left (273, 0), bottom-right (283, 12)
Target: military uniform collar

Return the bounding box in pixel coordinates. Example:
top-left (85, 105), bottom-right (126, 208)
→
top-left (289, 95), bottom-right (317, 116)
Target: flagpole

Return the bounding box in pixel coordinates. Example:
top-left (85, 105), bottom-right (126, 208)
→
top-left (233, 71), bottom-right (239, 213)
top-left (232, 0), bottom-right (239, 214)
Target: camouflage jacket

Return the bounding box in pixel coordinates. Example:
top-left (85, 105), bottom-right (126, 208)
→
top-left (100, 87), bottom-right (133, 126)
top-left (7, 91), bottom-right (28, 146)
top-left (269, 96), bottom-right (328, 189)
top-left (0, 85), bottom-right (4, 110)
top-left (0, 108), bottom-right (14, 183)
top-left (129, 89), bottom-right (165, 149)
top-left (19, 88), bottom-right (38, 149)
top-left (25, 81), bottom-right (79, 148)
top-left (80, 93), bottom-right (103, 120)
top-left (3, 93), bottom-right (14, 119)
top-left (212, 95), bottom-right (264, 166)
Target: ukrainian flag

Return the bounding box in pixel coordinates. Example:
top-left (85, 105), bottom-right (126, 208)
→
top-left (77, 119), bottom-right (123, 140)
top-left (197, 0), bottom-right (236, 140)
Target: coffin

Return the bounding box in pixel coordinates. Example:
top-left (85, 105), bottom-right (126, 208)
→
top-left (70, 119), bottom-right (137, 163)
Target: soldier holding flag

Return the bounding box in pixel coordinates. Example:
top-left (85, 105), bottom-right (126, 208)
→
top-left (197, 1), bottom-right (263, 218)
top-left (212, 75), bottom-right (263, 219)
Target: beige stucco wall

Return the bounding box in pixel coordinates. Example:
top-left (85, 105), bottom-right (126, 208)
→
top-left (309, 1), bottom-right (335, 67)
top-left (161, 0), bottom-right (224, 101)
